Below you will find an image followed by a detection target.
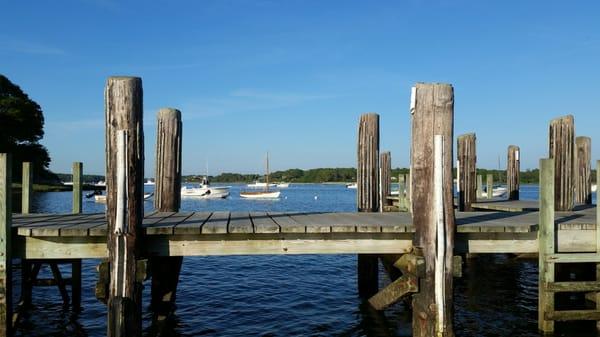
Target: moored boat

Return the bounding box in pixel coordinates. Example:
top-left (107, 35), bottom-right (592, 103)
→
top-left (180, 176), bottom-right (230, 199)
top-left (240, 152), bottom-right (280, 199)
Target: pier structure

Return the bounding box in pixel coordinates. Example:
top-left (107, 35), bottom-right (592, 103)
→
top-left (0, 79), bottom-right (598, 336)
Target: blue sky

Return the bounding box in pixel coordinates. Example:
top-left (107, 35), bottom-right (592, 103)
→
top-left (2, 0), bottom-right (599, 175)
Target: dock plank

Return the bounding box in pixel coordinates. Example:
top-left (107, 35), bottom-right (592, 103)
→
top-left (252, 212), bottom-right (280, 233)
top-left (290, 213), bottom-right (330, 233)
top-left (228, 212), bottom-right (253, 233)
top-left (25, 214), bottom-right (96, 237)
top-left (269, 213), bottom-right (305, 233)
top-left (201, 211), bottom-right (229, 234)
top-left (174, 212), bottom-right (213, 235)
top-left (146, 212), bottom-right (193, 235)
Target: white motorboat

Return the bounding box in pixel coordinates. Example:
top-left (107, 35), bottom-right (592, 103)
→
top-left (180, 177), bottom-right (229, 199)
top-left (592, 184), bottom-right (597, 193)
top-left (94, 180), bottom-right (106, 187)
top-left (276, 183), bottom-right (290, 188)
top-left (346, 183), bottom-right (357, 189)
top-left (240, 153), bottom-right (280, 199)
top-left (95, 192), bottom-right (153, 203)
top-left (144, 179), bottom-right (155, 186)
top-left (481, 186), bottom-right (507, 198)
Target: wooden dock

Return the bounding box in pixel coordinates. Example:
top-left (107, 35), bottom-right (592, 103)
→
top-left (2, 80), bottom-right (598, 336)
top-left (10, 205), bottom-right (597, 259)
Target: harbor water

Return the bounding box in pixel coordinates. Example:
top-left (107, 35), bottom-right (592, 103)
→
top-left (13, 184), bottom-right (598, 336)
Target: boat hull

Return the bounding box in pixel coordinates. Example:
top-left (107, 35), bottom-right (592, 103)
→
top-left (240, 191), bottom-right (281, 199)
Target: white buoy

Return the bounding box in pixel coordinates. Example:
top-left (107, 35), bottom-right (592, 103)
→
top-left (314, 195), bottom-right (318, 200)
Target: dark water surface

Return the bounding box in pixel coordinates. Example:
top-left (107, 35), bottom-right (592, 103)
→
top-left (13, 184), bottom-right (598, 336)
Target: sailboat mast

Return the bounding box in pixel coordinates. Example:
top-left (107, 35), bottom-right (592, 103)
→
top-left (266, 152), bottom-right (270, 192)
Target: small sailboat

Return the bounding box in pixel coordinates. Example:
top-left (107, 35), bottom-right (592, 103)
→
top-left (240, 153), bottom-right (281, 199)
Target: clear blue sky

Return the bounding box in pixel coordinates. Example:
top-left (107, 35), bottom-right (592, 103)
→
top-left (2, 0), bottom-right (599, 175)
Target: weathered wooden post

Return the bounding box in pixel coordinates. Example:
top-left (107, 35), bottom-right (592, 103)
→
top-left (575, 136), bottom-right (591, 205)
top-left (72, 162), bottom-right (83, 214)
top-left (596, 160), bottom-right (600, 330)
top-left (507, 145), bottom-right (520, 200)
top-left (538, 158), bottom-right (555, 333)
top-left (411, 83), bottom-right (455, 336)
top-left (476, 174), bottom-right (483, 200)
top-left (71, 162), bottom-right (83, 311)
top-left (457, 133), bottom-right (476, 211)
top-left (0, 154), bottom-right (12, 336)
top-left (151, 108), bottom-right (183, 322)
top-left (486, 174), bottom-right (493, 199)
top-left (105, 76), bottom-right (145, 337)
top-left (22, 162), bottom-right (32, 214)
top-left (379, 151), bottom-right (391, 211)
top-left (549, 115), bottom-right (575, 211)
top-left (357, 113), bottom-right (379, 297)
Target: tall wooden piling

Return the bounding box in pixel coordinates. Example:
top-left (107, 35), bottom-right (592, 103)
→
top-left (476, 174), bottom-right (483, 200)
top-left (411, 83), bottom-right (455, 337)
top-left (0, 154), bottom-right (12, 336)
top-left (457, 133), bottom-right (476, 211)
top-left (357, 113), bottom-right (379, 297)
top-left (596, 160), bottom-right (600, 330)
top-left (549, 115), bottom-right (575, 211)
top-left (486, 174), bottom-right (493, 199)
top-left (21, 162), bottom-right (32, 214)
top-left (72, 162), bottom-right (83, 214)
top-left (507, 146), bottom-right (520, 200)
top-left (152, 108), bottom-right (183, 322)
top-left (105, 76), bottom-right (145, 337)
top-left (538, 158), bottom-right (555, 332)
top-left (379, 151), bottom-right (391, 211)
top-left (575, 136), bottom-right (591, 205)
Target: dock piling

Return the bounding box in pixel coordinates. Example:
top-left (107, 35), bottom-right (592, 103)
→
top-left (357, 113), bottom-right (380, 298)
top-left (476, 174), bottom-right (483, 200)
top-left (379, 151), bottom-right (391, 211)
top-left (410, 83), bottom-right (455, 337)
top-left (72, 162), bottom-right (83, 214)
top-left (0, 154), bottom-right (12, 336)
top-left (21, 162), bottom-right (32, 214)
top-left (105, 76), bottom-right (145, 337)
top-left (151, 108), bottom-right (183, 323)
top-left (538, 158), bottom-right (555, 333)
top-left (486, 174), bottom-right (493, 199)
top-left (575, 137), bottom-right (591, 205)
top-left (549, 115), bottom-right (575, 211)
top-left (507, 146), bottom-right (520, 200)
top-left (457, 133), bottom-right (476, 211)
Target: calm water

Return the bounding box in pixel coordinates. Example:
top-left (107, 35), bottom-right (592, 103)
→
top-left (12, 184), bottom-right (599, 336)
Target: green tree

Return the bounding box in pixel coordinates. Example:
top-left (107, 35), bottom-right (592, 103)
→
top-left (0, 74), bottom-right (54, 182)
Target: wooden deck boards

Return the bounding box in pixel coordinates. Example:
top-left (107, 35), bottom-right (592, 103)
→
top-left (9, 207), bottom-right (599, 259)
top-left (11, 208), bottom-right (597, 237)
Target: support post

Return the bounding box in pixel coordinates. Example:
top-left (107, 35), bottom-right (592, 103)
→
top-left (0, 154), bottom-right (12, 336)
top-left (21, 162), bottom-right (32, 214)
top-left (476, 174), bottom-right (483, 200)
top-left (105, 76), bottom-right (144, 337)
top-left (596, 160), bottom-right (600, 331)
top-left (575, 137), bottom-right (591, 205)
top-left (357, 113), bottom-right (379, 298)
top-left (71, 162), bottom-right (83, 311)
top-left (457, 133), bottom-right (476, 211)
top-left (151, 108), bottom-right (183, 323)
top-left (72, 162), bottom-right (83, 214)
top-left (486, 174), bottom-right (493, 199)
top-left (379, 151), bottom-right (391, 211)
top-left (549, 115), bottom-right (575, 211)
top-left (539, 158), bottom-right (555, 333)
top-left (410, 83), bottom-right (455, 337)
top-left (507, 146), bottom-right (520, 200)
